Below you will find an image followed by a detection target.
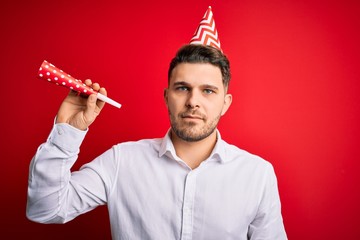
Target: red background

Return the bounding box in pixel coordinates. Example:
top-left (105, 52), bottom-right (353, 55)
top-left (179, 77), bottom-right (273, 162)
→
top-left (1, 0), bottom-right (359, 239)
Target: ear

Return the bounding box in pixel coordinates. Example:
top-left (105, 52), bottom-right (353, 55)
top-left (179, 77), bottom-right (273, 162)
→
top-left (221, 94), bottom-right (232, 116)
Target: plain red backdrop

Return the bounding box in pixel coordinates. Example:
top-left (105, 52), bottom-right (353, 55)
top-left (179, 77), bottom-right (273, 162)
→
top-left (1, 0), bottom-right (359, 239)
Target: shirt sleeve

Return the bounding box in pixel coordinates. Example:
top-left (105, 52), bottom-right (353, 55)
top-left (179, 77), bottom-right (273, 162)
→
top-left (248, 163), bottom-right (288, 240)
top-left (26, 123), bottom-right (113, 224)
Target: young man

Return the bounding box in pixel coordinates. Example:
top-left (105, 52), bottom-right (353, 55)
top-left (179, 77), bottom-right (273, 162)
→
top-left (27, 44), bottom-right (287, 239)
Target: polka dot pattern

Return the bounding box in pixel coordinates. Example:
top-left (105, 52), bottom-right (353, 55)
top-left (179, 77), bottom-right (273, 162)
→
top-left (37, 60), bottom-right (96, 96)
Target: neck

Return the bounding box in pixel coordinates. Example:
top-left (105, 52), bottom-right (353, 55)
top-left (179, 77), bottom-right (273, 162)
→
top-left (170, 129), bottom-right (218, 169)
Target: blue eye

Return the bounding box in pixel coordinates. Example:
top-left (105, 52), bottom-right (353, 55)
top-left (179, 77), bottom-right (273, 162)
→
top-left (203, 89), bottom-right (214, 94)
top-left (176, 86), bottom-right (189, 91)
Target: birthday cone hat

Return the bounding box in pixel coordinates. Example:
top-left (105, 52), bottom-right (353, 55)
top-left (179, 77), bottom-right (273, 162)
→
top-left (190, 6), bottom-right (221, 51)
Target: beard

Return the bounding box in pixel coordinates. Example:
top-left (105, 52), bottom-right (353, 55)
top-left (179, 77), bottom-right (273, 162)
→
top-left (169, 109), bottom-right (221, 142)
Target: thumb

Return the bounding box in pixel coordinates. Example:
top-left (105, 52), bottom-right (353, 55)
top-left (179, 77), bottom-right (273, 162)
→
top-left (87, 93), bottom-right (98, 109)
top-left (83, 94), bottom-right (98, 124)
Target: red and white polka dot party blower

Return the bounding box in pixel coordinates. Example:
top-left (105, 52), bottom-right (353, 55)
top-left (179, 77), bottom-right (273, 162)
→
top-left (37, 60), bottom-right (121, 108)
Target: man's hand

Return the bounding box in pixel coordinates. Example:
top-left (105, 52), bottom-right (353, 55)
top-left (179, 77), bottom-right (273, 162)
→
top-left (56, 79), bottom-right (107, 130)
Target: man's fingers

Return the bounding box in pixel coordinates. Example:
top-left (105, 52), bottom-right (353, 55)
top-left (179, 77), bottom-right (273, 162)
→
top-left (92, 83), bottom-right (100, 91)
top-left (82, 79), bottom-right (107, 110)
top-left (96, 87), bottom-right (107, 109)
top-left (99, 87), bottom-right (107, 96)
top-left (84, 79), bottom-right (101, 92)
top-left (84, 79), bottom-right (92, 86)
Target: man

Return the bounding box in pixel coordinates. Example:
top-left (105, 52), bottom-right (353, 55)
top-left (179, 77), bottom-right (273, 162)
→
top-left (27, 44), bottom-right (287, 239)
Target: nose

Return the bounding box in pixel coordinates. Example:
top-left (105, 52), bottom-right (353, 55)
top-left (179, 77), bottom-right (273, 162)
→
top-left (185, 90), bottom-right (200, 109)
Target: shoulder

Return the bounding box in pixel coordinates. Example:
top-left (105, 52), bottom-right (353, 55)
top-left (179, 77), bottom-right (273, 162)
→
top-left (220, 139), bottom-right (274, 171)
top-left (117, 138), bottom-right (162, 147)
top-left (112, 137), bottom-right (163, 155)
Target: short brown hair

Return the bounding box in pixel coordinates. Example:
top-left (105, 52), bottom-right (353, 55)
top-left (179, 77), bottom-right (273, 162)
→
top-left (168, 44), bottom-right (231, 90)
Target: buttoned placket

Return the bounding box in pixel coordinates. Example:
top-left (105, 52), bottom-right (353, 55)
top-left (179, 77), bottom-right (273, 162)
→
top-left (180, 169), bottom-right (198, 240)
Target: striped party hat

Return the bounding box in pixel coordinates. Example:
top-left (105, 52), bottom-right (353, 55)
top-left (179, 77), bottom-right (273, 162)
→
top-left (190, 6), bottom-right (221, 51)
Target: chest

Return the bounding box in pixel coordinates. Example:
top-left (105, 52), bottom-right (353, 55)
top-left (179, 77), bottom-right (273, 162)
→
top-left (107, 162), bottom-right (264, 239)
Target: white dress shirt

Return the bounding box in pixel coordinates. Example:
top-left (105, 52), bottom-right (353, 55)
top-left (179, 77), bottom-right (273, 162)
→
top-left (27, 123), bottom-right (287, 240)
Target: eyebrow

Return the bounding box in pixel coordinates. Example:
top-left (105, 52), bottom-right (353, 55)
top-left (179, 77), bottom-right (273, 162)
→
top-left (173, 81), bottom-right (189, 87)
top-left (172, 81), bottom-right (219, 90)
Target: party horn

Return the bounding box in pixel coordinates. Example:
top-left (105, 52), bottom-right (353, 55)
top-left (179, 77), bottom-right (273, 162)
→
top-left (37, 60), bottom-right (121, 108)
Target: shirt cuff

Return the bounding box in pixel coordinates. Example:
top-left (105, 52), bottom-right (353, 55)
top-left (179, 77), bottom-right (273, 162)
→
top-left (47, 123), bottom-right (88, 153)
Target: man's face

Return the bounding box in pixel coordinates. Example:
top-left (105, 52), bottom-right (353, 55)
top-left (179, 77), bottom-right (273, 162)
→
top-left (165, 63), bottom-right (232, 142)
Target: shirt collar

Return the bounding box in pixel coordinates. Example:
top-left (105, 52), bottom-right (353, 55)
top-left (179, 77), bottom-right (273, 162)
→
top-left (159, 129), bottom-right (178, 161)
top-left (159, 129), bottom-right (228, 164)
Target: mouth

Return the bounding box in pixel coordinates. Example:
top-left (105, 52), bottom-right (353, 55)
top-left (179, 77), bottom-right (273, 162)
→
top-left (180, 113), bottom-right (204, 121)
top-left (182, 115), bottom-right (202, 120)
